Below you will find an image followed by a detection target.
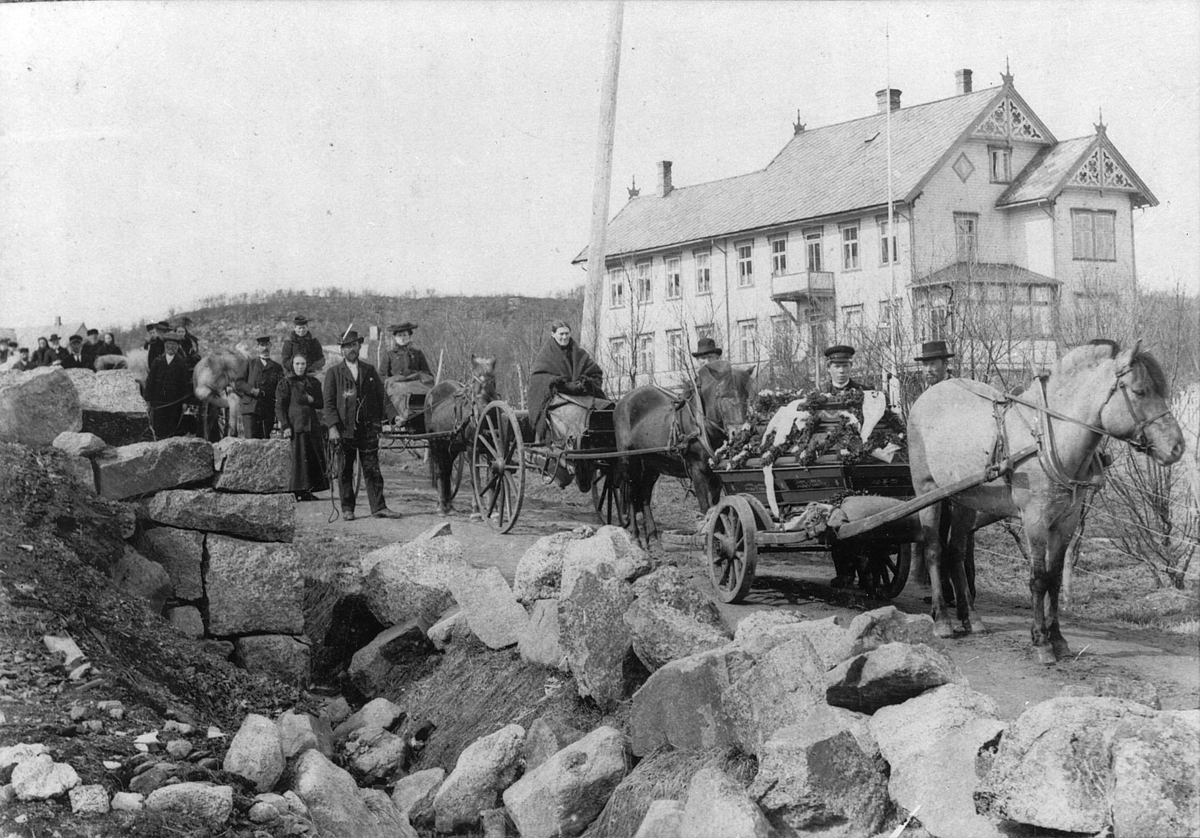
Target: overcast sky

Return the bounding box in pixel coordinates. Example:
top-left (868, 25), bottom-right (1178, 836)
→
top-left (2, 0), bottom-right (1197, 331)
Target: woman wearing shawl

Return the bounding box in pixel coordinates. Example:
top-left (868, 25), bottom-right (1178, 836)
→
top-left (275, 354), bottom-right (329, 500)
top-left (526, 320), bottom-right (605, 439)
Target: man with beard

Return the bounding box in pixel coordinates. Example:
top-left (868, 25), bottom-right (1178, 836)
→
top-left (322, 330), bottom-right (400, 521)
top-left (915, 341), bottom-right (954, 388)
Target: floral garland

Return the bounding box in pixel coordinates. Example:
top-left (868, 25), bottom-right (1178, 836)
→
top-left (713, 386), bottom-right (906, 469)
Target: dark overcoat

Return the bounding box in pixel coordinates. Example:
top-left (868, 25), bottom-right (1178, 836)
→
top-left (235, 358), bottom-right (284, 417)
top-left (145, 354), bottom-right (192, 406)
top-left (322, 359), bottom-right (387, 439)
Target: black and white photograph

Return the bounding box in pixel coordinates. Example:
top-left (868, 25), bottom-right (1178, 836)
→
top-left (1, 2), bottom-right (1197, 836)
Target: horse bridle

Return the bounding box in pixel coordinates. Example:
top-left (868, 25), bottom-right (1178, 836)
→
top-left (1110, 361), bottom-right (1173, 454)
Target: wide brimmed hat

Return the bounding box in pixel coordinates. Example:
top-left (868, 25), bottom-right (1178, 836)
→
top-left (338, 330), bottom-right (364, 346)
top-left (389, 322), bottom-right (418, 333)
top-left (914, 340), bottom-right (955, 361)
top-left (691, 337), bottom-right (723, 358)
top-left (49, 334), bottom-right (61, 342)
top-left (293, 315), bottom-right (309, 325)
top-left (824, 344), bottom-right (856, 362)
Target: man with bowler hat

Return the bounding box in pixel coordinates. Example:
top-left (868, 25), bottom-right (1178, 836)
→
top-left (235, 335), bottom-right (284, 439)
top-left (47, 334), bottom-right (69, 367)
top-left (282, 315), bottom-right (325, 374)
top-left (691, 337), bottom-right (723, 368)
top-left (322, 329), bottom-right (401, 521)
top-left (914, 340), bottom-right (954, 389)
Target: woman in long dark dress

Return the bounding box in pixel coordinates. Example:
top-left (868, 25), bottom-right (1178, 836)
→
top-left (276, 355), bottom-right (329, 500)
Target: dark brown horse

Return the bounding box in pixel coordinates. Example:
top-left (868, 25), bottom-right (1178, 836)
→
top-left (908, 340), bottom-right (1184, 663)
top-left (615, 359), bottom-right (755, 544)
top-left (427, 356), bottom-right (498, 516)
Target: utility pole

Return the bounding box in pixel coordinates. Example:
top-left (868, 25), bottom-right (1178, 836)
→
top-left (579, 0), bottom-right (625, 354)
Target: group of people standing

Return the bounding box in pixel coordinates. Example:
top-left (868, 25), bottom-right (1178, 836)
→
top-left (0, 330), bottom-right (125, 372)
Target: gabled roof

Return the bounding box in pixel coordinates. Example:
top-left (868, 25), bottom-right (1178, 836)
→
top-left (915, 261), bottom-right (1058, 286)
top-left (575, 85), bottom-right (1006, 263)
top-left (997, 128), bottom-right (1158, 208)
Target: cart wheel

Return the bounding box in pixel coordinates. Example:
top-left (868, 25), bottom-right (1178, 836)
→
top-left (706, 495), bottom-right (758, 604)
top-left (471, 401), bottom-right (525, 534)
top-left (861, 542), bottom-right (911, 600)
top-left (427, 449), bottom-right (466, 501)
top-left (591, 464), bottom-right (629, 526)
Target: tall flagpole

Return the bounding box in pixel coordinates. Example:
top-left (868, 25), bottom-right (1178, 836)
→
top-left (885, 19), bottom-right (899, 402)
top-left (580, 1), bottom-right (625, 354)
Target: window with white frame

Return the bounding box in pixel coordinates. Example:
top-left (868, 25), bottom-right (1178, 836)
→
top-left (636, 333), bottom-right (654, 375)
top-left (736, 241), bottom-right (754, 287)
top-left (841, 304), bottom-right (864, 331)
top-left (877, 217), bottom-right (898, 265)
top-left (770, 235), bottom-right (788, 275)
top-left (696, 323), bottom-right (715, 341)
top-left (665, 329), bottom-right (684, 371)
top-left (840, 223), bottom-right (859, 270)
top-left (609, 336), bottom-right (628, 371)
top-left (634, 260), bottom-right (652, 302)
top-left (694, 249), bottom-right (712, 295)
top-left (665, 256), bottom-right (682, 299)
top-left (608, 266), bottom-right (625, 308)
top-left (954, 212), bottom-right (978, 262)
top-left (917, 303), bottom-right (952, 341)
top-left (1071, 210), bottom-right (1116, 261)
top-left (989, 146), bottom-right (1012, 183)
top-left (805, 228), bottom-right (823, 272)
top-left (736, 319), bottom-right (758, 363)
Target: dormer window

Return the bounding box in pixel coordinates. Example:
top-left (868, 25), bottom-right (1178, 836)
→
top-left (989, 146), bottom-right (1012, 183)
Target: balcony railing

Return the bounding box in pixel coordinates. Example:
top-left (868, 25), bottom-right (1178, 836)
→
top-left (771, 270), bottom-right (835, 302)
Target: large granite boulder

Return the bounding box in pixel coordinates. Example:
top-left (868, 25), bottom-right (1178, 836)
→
top-left (134, 527), bottom-right (205, 601)
top-left (679, 766), bottom-right (777, 838)
top-left (145, 782), bottom-right (234, 825)
top-left (448, 566), bottom-right (529, 649)
top-left (391, 768), bottom-right (444, 823)
top-left (503, 726), bottom-right (629, 838)
top-left (206, 536), bottom-right (303, 636)
top-left (223, 713), bottom-right (285, 793)
top-left (10, 754), bottom-right (81, 800)
top-left (110, 546), bottom-right (172, 614)
top-left (348, 620), bottom-right (435, 699)
top-left (234, 635), bottom-right (311, 686)
top-left (559, 571), bottom-right (641, 707)
top-left (871, 684), bottom-right (1006, 838)
top-left (212, 437), bottom-right (293, 493)
top-left (143, 488), bottom-right (295, 542)
top-left (725, 634), bottom-right (828, 755)
top-left (522, 716), bottom-right (586, 773)
top-left (560, 525), bottom-right (652, 598)
top-left (624, 567), bottom-right (731, 671)
top-left (513, 531), bottom-right (588, 603)
top-left (433, 724), bottom-right (525, 833)
top-left (332, 697), bottom-right (405, 743)
top-left (517, 599), bottom-right (569, 672)
top-left (95, 438), bottom-right (214, 500)
top-left (362, 535), bottom-right (470, 626)
top-left (733, 612), bottom-right (849, 669)
top-left (0, 368), bottom-right (82, 446)
top-left (276, 711), bottom-right (334, 760)
top-left (825, 642), bottom-right (963, 714)
top-left (633, 800), bottom-right (686, 838)
top-left (63, 368), bottom-right (145, 413)
top-left (1109, 709), bottom-right (1200, 838)
top-left (749, 705), bottom-right (889, 838)
top-left (292, 750), bottom-right (416, 838)
top-left (53, 431), bottom-right (108, 458)
top-left (344, 725), bottom-right (409, 785)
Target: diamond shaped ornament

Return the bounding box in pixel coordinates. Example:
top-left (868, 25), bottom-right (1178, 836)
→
top-left (953, 152), bottom-right (975, 183)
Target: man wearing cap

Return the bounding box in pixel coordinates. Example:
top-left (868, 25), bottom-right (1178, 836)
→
top-left (282, 316), bottom-right (325, 375)
top-left (144, 332), bottom-right (192, 439)
top-left (145, 321), bottom-right (171, 366)
top-left (915, 341), bottom-right (954, 389)
top-left (819, 344), bottom-right (871, 398)
top-left (381, 322), bottom-right (434, 426)
top-left (61, 335), bottom-right (91, 370)
top-left (9, 347), bottom-right (31, 371)
top-left (79, 329), bottom-right (101, 369)
top-left (691, 337), bottom-right (723, 368)
top-left (235, 336), bottom-right (285, 439)
top-left (322, 330), bottom-right (400, 521)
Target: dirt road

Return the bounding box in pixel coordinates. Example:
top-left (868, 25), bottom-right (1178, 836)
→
top-left (297, 454), bottom-right (1200, 720)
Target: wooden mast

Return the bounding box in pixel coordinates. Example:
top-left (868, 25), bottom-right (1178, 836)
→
top-left (579, 0), bottom-right (625, 354)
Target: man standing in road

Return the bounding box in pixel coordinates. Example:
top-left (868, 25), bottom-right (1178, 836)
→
top-left (322, 330), bottom-right (401, 521)
top-left (234, 335), bottom-right (284, 439)
top-left (282, 315), bottom-right (325, 375)
top-left (144, 333), bottom-right (191, 439)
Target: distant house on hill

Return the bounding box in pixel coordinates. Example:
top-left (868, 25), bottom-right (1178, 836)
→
top-left (17, 318), bottom-right (88, 352)
top-left (575, 67), bottom-right (1156, 393)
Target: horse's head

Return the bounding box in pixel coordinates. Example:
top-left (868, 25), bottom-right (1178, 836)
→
top-left (1102, 342), bottom-right (1184, 465)
top-left (698, 360), bottom-right (756, 432)
top-left (193, 351), bottom-right (247, 402)
top-left (469, 355), bottom-right (498, 405)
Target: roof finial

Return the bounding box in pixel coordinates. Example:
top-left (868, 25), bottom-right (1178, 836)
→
top-left (1001, 56), bottom-right (1013, 86)
top-left (627, 175), bottom-right (640, 199)
top-left (1094, 108), bottom-right (1107, 136)
top-left (793, 109), bottom-right (806, 135)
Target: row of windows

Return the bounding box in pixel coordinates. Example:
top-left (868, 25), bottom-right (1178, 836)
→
top-left (608, 220), bottom-right (901, 308)
top-left (953, 208), bottom-right (1115, 265)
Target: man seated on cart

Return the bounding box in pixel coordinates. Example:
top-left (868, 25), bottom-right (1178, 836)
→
top-left (526, 320), bottom-right (610, 487)
top-left (818, 344), bottom-right (873, 398)
top-left (381, 322), bottom-right (435, 428)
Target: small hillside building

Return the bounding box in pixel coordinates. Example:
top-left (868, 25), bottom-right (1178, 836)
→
top-left (576, 68), bottom-right (1156, 395)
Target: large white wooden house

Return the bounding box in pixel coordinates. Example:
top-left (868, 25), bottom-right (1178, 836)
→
top-left (575, 68), bottom-right (1157, 393)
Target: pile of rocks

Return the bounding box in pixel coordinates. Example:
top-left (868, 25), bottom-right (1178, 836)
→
top-left (0, 366), bottom-right (148, 447)
top-left (51, 432), bottom-right (309, 685)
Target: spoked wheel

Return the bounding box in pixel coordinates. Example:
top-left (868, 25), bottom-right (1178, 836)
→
top-left (428, 448), bottom-right (466, 501)
top-left (706, 495), bottom-right (758, 604)
top-left (471, 401), bottom-right (525, 533)
top-left (860, 542), bottom-right (911, 600)
top-left (591, 463), bottom-right (629, 526)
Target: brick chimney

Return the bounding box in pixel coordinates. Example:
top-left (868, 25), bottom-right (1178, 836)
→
top-left (657, 161), bottom-right (673, 197)
top-left (956, 68), bottom-right (973, 95)
top-left (875, 88), bottom-right (901, 114)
